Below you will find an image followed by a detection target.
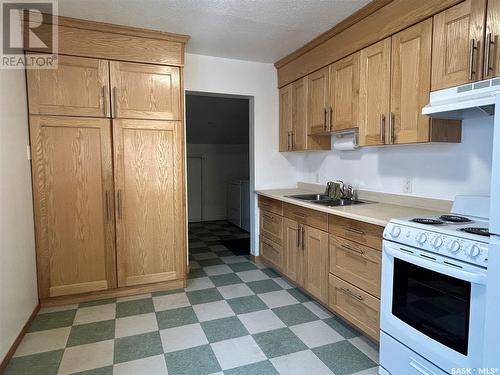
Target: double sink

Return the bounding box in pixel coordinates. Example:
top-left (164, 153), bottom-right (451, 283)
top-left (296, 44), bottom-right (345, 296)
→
top-left (286, 194), bottom-right (366, 207)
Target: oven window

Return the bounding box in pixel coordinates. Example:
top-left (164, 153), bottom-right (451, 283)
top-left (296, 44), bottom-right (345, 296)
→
top-left (392, 258), bottom-right (471, 355)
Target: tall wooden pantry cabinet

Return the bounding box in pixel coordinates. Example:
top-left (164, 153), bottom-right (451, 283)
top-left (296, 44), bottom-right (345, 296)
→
top-left (24, 14), bottom-right (189, 304)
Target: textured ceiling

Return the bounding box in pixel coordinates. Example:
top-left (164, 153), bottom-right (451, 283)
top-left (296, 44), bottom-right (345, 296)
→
top-left (58, 0), bottom-right (370, 63)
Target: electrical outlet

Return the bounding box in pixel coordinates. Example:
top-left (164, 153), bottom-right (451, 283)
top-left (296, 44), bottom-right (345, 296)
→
top-left (403, 177), bottom-right (413, 194)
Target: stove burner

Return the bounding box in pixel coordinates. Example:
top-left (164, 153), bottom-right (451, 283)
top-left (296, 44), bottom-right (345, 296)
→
top-left (440, 215), bottom-right (472, 223)
top-left (459, 227), bottom-right (491, 237)
top-left (411, 218), bottom-right (444, 225)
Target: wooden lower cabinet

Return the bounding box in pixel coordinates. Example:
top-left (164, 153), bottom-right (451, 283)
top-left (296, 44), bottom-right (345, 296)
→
top-left (260, 210), bottom-right (283, 246)
top-left (329, 274), bottom-right (380, 341)
top-left (113, 119), bottom-right (185, 287)
top-left (303, 226), bottom-right (329, 304)
top-left (260, 236), bottom-right (283, 271)
top-left (283, 218), bottom-right (304, 284)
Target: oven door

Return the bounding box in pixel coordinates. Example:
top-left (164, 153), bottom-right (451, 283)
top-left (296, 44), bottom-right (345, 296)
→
top-left (381, 240), bottom-right (487, 373)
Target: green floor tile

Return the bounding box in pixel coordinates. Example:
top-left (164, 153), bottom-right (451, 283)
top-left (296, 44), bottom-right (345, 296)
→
top-left (272, 304), bottom-right (319, 326)
top-left (287, 288), bottom-right (312, 303)
top-left (228, 262), bottom-right (257, 272)
top-left (246, 279), bottom-right (282, 294)
top-left (313, 340), bottom-right (377, 375)
top-left (29, 310), bottom-right (76, 332)
top-left (152, 288), bottom-right (184, 297)
top-left (209, 273), bottom-right (243, 287)
top-left (71, 366), bottom-right (113, 375)
top-left (67, 320), bottom-right (115, 347)
top-left (201, 316), bottom-right (249, 343)
top-left (215, 250), bottom-right (236, 257)
top-left (116, 298), bottom-right (154, 318)
top-left (187, 268), bottom-right (207, 279)
top-left (227, 295), bottom-right (268, 314)
top-left (165, 345), bottom-right (221, 375)
top-left (4, 349), bottom-right (63, 375)
top-left (186, 288), bottom-right (223, 305)
top-left (323, 316), bottom-right (361, 339)
top-left (224, 360), bottom-right (279, 375)
top-left (261, 268), bottom-right (281, 278)
top-left (114, 331), bottom-right (163, 364)
top-left (79, 298), bottom-right (116, 308)
top-left (156, 306), bottom-right (198, 329)
top-left (253, 327), bottom-right (307, 358)
top-left (197, 258), bottom-right (224, 267)
top-left (190, 247), bottom-right (213, 254)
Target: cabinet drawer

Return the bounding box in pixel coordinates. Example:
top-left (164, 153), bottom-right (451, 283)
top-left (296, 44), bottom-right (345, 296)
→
top-left (260, 210), bottom-right (283, 245)
top-left (258, 195), bottom-right (283, 215)
top-left (329, 236), bottom-right (381, 297)
top-left (329, 274), bottom-right (380, 341)
top-left (328, 215), bottom-right (383, 250)
top-left (260, 236), bottom-right (283, 271)
top-left (283, 203), bottom-right (328, 231)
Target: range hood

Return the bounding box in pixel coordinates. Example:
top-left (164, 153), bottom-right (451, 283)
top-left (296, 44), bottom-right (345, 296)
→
top-left (422, 78), bottom-right (500, 119)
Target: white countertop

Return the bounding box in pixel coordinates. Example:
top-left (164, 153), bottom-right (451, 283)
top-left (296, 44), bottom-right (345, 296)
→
top-left (256, 187), bottom-right (445, 227)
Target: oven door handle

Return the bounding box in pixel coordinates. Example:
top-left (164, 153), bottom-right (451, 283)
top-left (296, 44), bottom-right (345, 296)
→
top-left (384, 245), bottom-right (487, 285)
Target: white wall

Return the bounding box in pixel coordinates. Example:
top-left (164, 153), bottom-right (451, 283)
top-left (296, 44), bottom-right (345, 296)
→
top-left (296, 114), bottom-right (494, 201)
top-left (187, 143), bottom-right (249, 221)
top-left (0, 69), bottom-right (38, 361)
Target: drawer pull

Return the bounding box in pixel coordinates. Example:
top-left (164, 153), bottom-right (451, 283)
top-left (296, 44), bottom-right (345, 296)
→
top-left (341, 244), bottom-right (365, 255)
top-left (343, 227), bottom-right (365, 235)
top-left (340, 287), bottom-right (364, 301)
top-left (293, 212), bottom-right (307, 219)
top-left (263, 212), bottom-right (275, 221)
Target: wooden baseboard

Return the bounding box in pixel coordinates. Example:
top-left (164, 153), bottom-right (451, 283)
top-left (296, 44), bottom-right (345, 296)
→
top-left (0, 303), bottom-right (40, 373)
top-left (249, 255), bottom-right (261, 263)
top-left (40, 278), bottom-right (186, 307)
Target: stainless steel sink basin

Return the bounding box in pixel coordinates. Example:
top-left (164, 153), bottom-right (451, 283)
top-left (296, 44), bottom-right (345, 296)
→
top-left (286, 194), bottom-right (366, 207)
top-left (286, 194), bottom-right (330, 201)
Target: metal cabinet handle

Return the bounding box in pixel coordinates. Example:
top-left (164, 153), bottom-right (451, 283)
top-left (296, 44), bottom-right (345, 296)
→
top-left (117, 189), bottom-right (123, 219)
top-left (379, 113), bottom-right (385, 144)
top-left (105, 190), bottom-right (111, 222)
top-left (343, 227), bottom-right (365, 235)
top-left (389, 112), bottom-right (395, 144)
top-left (329, 106), bottom-right (333, 131)
top-left (291, 131), bottom-right (294, 150)
top-left (341, 244), bottom-right (365, 256)
top-left (484, 33), bottom-right (494, 77)
top-left (301, 226), bottom-right (305, 250)
top-left (287, 131), bottom-right (291, 150)
top-left (468, 39), bottom-right (477, 81)
top-left (323, 108), bottom-right (327, 131)
top-left (113, 87), bottom-right (119, 117)
top-left (340, 287), bottom-right (364, 301)
top-left (102, 85), bottom-right (109, 117)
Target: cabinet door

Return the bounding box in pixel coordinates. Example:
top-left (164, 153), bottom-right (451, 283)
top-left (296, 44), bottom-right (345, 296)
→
top-left (283, 218), bottom-right (303, 284)
top-left (279, 84), bottom-right (292, 152)
top-left (359, 38), bottom-right (391, 146)
top-left (432, 0), bottom-right (487, 90)
top-left (307, 66), bottom-right (330, 135)
top-left (110, 62), bottom-right (180, 120)
top-left (114, 119), bottom-right (186, 287)
top-left (30, 116), bottom-right (116, 298)
top-left (27, 55), bottom-right (110, 117)
top-left (291, 77), bottom-right (308, 151)
top-left (330, 52), bottom-right (360, 131)
top-left (260, 236), bottom-right (283, 271)
top-left (303, 226), bottom-right (329, 303)
top-left (485, 0), bottom-right (500, 78)
top-left (391, 19), bottom-right (432, 144)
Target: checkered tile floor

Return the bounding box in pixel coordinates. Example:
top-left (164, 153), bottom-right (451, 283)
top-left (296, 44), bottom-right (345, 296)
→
top-left (5, 220), bottom-right (379, 375)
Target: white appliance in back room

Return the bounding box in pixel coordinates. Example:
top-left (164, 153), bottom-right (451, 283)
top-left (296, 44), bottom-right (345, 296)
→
top-left (379, 79), bottom-right (500, 374)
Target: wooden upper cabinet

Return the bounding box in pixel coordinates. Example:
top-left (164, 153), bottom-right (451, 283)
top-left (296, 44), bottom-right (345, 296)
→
top-left (110, 61), bottom-right (181, 120)
top-left (485, 0), bottom-right (500, 78)
top-left (329, 52), bottom-right (360, 131)
top-left (279, 84), bottom-right (292, 152)
top-left (303, 226), bottom-right (329, 304)
top-left (359, 38), bottom-right (391, 146)
top-left (432, 0), bottom-right (487, 90)
top-left (291, 77), bottom-right (308, 151)
top-left (391, 19), bottom-right (432, 144)
top-left (113, 119), bottom-right (185, 287)
top-left (27, 55), bottom-right (110, 117)
top-left (30, 116), bottom-right (116, 298)
top-left (307, 66), bottom-right (330, 135)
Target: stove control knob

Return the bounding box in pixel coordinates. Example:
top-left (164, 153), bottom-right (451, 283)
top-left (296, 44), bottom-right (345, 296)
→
top-left (447, 240), bottom-right (461, 253)
top-left (390, 226), bottom-right (401, 238)
top-left (466, 244), bottom-right (481, 258)
top-left (432, 236), bottom-right (444, 249)
top-left (416, 232), bottom-right (427, 245)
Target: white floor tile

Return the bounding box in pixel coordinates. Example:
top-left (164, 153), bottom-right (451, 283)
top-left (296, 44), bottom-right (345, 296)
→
top-left (352, 367), bottom-right (379, 375)
top-left (160, 323), bottom-right (208, 352)
top-left (211, 335), bottom-right (266, 370)
top-left (116, 293), bottom-right (152, 303)
top-left (193, 301), bottom-right (235, 322)
top-left (58, 340), bottom-right (114, 374)
top-left (153, 292), bottom-right (190, 311)
top-left (302, 301), bottom-right (333, 319)
top-left (14, 327), bottom-right (70, 357)
top-left (38, 304), bottom-right (78, 314)
top-left (271, 350), bottom-right (333, 375)
top-left (349, 336), bottom-right (380, 363)
top-left (115, 313), bottom-right (158, 338)
top-left (220, 256), bottom-right (247, 264)
top-left (113, 354), bottom-right (167, 375)
top-left (193, 252), bottom-right (218, 260)
top-left (238, 309), bottom-right (285, 334)
top-left (204, 264), bottom-right (233, 276)
top-left (185, 277), bottom-right (215, 291)
top-left (236, 270), bottom-right (269, 282)
top-left (273, 278), bottom-right (294, 290)
top-left (290, 320), bottom-right (343, 348)
top-left (73, 303), bottom-right (116, 325)
top-left (258, 290), bottom-right (299, 309)
top-left (217, 284), bottom-right (253, 299)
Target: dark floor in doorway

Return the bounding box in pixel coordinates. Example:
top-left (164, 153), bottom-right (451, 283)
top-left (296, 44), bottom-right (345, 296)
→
top-left (219, 237), bottom-right (250, 255)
